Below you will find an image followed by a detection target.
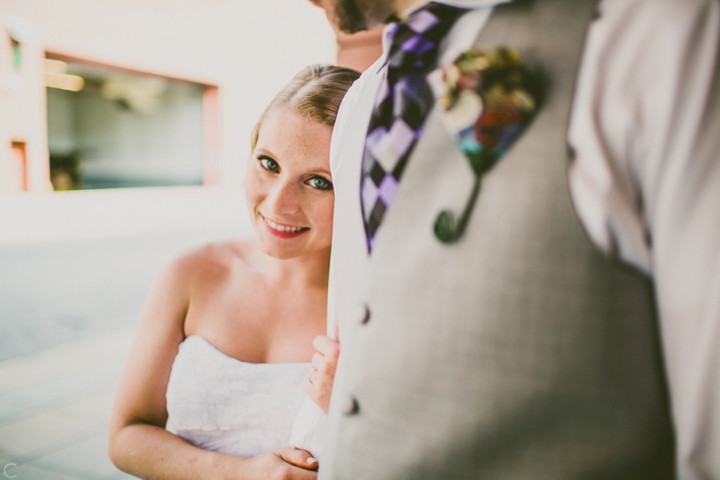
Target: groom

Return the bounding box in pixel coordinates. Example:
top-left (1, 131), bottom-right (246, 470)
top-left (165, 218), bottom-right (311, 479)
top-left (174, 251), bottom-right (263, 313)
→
top-left (307, 0), bottom-right (720, 478)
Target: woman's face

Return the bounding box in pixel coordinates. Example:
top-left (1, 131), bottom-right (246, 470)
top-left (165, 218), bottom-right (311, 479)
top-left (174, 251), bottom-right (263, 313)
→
top-left (246, 108), bottom-right (334, 260)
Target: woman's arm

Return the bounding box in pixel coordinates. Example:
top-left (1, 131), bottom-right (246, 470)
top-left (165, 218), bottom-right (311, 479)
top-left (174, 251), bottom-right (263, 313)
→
top-left (108, 254), bottom-right (318, 480)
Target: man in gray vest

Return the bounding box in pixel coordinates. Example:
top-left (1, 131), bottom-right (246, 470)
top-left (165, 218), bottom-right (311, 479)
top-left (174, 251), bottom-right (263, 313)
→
top-left (305, 0), bottom-right (720, 477)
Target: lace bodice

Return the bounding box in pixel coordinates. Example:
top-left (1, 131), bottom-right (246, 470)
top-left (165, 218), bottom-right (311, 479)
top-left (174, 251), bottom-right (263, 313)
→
top-left (165, 335), bottom-right (310, 458)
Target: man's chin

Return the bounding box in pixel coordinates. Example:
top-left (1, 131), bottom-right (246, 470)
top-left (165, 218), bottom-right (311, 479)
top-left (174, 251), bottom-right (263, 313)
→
top-left (332, 0), bottom-right (369, 33)
top-left (330, 0), bottom-right (394, 34)
top-left (337, 22), bottom-right (370, 34)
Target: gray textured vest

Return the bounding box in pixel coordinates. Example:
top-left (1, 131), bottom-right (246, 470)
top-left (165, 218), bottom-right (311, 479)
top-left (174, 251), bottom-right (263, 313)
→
top-left (321, 0), bottom-right (675, 478)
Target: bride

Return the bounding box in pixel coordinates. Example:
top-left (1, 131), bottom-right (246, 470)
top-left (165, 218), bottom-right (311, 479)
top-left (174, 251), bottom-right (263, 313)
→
top-left (108, 64), bottom-right (359, 480)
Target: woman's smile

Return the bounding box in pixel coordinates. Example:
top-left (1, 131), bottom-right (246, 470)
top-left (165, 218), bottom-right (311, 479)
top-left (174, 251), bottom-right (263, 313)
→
top-left (260, 213), bottom-right (310, 238)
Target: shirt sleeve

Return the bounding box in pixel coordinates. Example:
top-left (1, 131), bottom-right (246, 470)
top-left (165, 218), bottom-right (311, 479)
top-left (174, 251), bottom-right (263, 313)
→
top-left (568, 0), bottom-right (720, 477)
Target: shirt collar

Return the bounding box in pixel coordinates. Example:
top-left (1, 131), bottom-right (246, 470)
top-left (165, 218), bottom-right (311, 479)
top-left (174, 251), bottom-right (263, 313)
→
top-left (402, 0), bottom-right (512, 17)
top-left (378, 0), bottom-right (513, 69)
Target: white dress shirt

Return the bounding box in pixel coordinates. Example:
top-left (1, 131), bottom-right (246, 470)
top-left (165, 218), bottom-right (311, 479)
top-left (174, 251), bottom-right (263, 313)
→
top-left (293, 0), bottom-right (720, 477)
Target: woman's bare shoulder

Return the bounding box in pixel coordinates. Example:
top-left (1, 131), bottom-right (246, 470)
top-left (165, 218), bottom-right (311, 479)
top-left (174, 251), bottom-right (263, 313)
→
top-left (165, 239), bottom-right (258, 290)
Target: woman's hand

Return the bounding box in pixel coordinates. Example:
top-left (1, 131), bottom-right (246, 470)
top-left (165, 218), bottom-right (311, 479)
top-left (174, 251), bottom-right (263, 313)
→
top-left (305, 324), bottom-right (340, 414)
top-left (237, 448), bottom-right (317, 480)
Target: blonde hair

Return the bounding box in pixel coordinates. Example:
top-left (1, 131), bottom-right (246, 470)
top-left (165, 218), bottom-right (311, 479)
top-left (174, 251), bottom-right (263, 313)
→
top-left (250, 64), bottom-right (361, 151)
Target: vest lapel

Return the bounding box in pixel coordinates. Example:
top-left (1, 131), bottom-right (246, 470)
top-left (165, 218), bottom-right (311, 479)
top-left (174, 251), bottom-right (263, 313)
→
top-left (367, 90), bottom-right (476, 260)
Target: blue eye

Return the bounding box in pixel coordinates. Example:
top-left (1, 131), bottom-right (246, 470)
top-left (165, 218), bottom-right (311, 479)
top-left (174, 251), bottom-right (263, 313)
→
top-left (259, 156), bottom-right (278, 172)
top-left (308, 176), bottom-right (333, 191)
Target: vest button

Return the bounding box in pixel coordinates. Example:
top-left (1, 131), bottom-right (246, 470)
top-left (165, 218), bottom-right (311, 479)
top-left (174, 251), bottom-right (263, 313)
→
top-left (342, 396), bottom-right (359, 415)
top-left (355, 304), bottom-right (370, 325)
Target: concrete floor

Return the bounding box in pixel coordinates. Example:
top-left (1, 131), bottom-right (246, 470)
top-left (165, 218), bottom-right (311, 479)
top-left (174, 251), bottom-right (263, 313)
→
top-left (0, 328), bottom-right (135, 479)
top-left (0, 226), bottom-right (242, 479)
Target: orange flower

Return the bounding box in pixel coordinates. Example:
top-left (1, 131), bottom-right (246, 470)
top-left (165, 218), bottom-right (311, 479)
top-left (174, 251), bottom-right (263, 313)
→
top-left (474, 106), bottom-right (524, 149)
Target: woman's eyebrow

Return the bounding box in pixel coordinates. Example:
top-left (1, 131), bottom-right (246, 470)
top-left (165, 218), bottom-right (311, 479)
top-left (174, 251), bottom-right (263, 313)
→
top-left (311, 168), bottom-right (332, 177)
top-left (254, 147), bottom-right (278, 158)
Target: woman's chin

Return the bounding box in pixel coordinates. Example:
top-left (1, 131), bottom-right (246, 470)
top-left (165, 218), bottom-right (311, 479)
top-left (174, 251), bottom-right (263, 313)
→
top-left (255, 235), bottom-right (305, 260)
top-left (261, 247), bottom-right (300, 260)
top-left (256, 236), bottom-right (332, 261)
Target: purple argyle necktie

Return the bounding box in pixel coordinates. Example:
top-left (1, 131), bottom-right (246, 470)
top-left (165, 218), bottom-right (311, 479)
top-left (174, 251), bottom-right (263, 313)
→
top-left (360, 2), bottom-right (467, 252)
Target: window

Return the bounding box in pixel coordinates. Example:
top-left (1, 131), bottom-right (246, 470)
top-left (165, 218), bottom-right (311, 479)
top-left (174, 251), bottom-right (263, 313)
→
top-left (45, 56), bottom-right (211, 190)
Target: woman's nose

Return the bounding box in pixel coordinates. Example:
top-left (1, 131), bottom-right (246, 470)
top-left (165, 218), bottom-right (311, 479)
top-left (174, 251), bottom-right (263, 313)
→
top-left (266, 180), bottom-right (300, 216)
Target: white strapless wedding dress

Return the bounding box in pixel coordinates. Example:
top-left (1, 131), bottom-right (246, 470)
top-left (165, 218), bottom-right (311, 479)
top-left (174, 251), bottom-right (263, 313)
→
top-left (165, 335), bottom-right (310, 457)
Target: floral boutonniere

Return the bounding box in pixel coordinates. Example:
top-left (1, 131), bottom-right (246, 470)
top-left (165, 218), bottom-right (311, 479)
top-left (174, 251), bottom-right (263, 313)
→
top-left (434, 47), bottom-right (543, 243)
